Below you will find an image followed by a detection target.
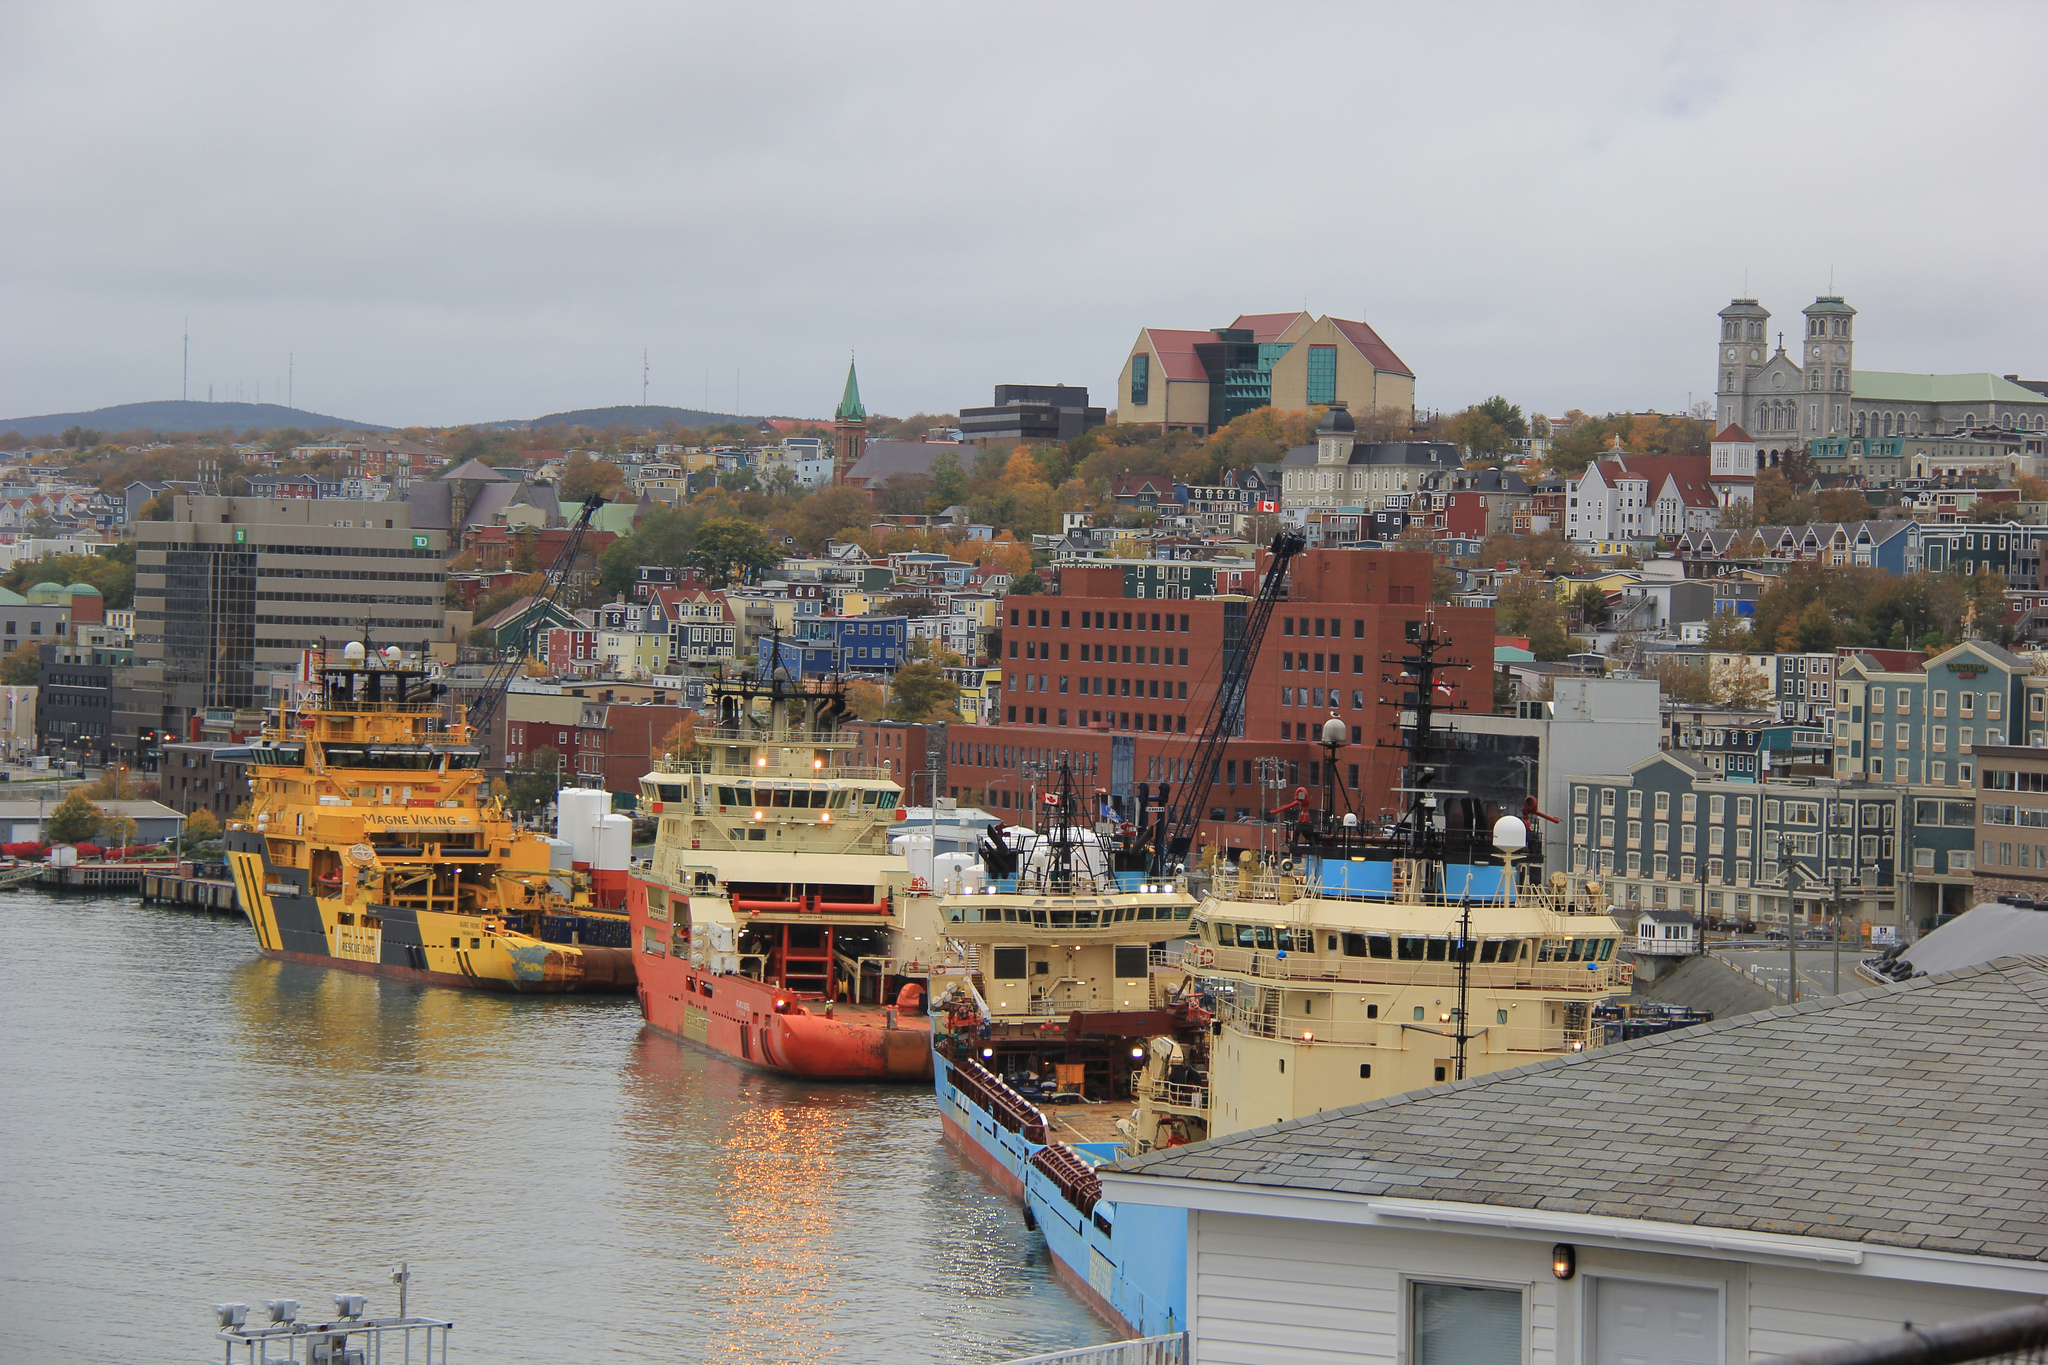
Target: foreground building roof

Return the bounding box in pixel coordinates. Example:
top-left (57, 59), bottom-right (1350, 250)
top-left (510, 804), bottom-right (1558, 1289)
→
top-left (1114, 957), bottom-right (2048, 1261)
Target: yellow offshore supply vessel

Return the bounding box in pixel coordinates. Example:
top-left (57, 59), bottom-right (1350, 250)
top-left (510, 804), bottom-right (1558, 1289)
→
top-left (222, 643), bottom-right (634, 992)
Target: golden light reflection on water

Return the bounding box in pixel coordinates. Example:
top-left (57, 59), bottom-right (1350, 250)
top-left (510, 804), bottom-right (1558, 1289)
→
top-left (2, 894), bottom-right (1111, 1365)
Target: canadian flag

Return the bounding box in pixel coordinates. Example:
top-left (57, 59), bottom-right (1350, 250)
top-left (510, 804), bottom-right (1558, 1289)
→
top-left (1258, 500), bottom-right (1278, 512)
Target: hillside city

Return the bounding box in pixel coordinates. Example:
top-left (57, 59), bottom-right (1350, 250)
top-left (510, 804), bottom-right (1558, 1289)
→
top-left (6, 296), bottom-right (2048, 946)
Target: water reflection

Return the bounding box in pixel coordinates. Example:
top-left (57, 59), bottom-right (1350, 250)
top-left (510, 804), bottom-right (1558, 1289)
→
top-left (0, 893), bottom-right (1111, 1364)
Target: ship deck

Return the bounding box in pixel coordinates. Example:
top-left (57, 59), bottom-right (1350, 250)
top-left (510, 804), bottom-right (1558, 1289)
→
top-left (1036, 1099), bottom-right (1133, 1146)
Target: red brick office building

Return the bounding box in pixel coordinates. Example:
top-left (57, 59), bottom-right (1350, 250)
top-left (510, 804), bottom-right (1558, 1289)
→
top-left (944, 547), bottom-right (1492, 855)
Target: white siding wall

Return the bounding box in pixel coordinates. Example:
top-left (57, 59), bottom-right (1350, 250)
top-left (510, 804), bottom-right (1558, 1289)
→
top-left (1184, 1209), bottom-right (2039, 1365)
top-left (1745, 1264), bottom-right (2029, 1360)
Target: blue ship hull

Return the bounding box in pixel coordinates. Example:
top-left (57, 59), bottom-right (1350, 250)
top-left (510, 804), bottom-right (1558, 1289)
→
top-left (933, 1034), bottom-right (1187, 1337)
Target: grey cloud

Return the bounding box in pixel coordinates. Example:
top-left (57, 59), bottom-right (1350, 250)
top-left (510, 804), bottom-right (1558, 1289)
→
top-left (3, 1), bottom-right (2044, 428)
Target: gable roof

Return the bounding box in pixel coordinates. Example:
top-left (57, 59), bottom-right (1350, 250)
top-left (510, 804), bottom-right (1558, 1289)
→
top-left (1327, 317), bottom-right (1415, 379)
top-left (1227, 311), bottom-right (1312, 343)
top-left (1112, 957), bottom-right (2048, 1262)
top-left (1712, 424), bottom-right (1754, 443)
top-left (1139, 329), bottom-right (1217, 383)
top-left (440, 458), bottom-right (511, 483)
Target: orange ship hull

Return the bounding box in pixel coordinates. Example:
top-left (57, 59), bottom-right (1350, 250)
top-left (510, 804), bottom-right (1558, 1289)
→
top-left (628, 883), bottom-right (931, 1080)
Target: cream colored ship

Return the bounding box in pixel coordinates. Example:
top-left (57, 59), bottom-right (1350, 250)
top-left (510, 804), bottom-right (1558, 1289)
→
top-left (1138, 848), bottom-right (1630, 1147)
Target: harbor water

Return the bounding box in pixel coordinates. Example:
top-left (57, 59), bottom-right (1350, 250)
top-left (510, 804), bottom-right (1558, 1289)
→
top-left (0, 891), bottom-right (1115, 1364)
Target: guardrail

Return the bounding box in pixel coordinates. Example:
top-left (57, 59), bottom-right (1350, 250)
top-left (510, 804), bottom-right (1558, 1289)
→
top-left (1136, 1078), bottom-right (1208, 1113)
top-left (995, 1333), bottom-right (1188, 1365)
top-left (1184, 942), bottom-right (1625, 993)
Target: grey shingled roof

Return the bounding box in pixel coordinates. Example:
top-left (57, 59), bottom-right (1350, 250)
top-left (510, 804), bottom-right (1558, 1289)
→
top-left (1111, 957), bottom-right (2048, 1261)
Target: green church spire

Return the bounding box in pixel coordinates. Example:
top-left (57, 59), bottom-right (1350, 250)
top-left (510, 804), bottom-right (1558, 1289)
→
top-left (835, 357), bottom-right (866, 422)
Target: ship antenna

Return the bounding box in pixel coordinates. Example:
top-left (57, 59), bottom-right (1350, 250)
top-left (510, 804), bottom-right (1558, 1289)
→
top-left (1453, 891), bottom-right (1473, 1080)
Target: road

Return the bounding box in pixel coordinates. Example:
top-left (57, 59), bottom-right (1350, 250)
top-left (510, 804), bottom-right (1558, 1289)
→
top-left (1712, 941), bottom-right (1864, 1000)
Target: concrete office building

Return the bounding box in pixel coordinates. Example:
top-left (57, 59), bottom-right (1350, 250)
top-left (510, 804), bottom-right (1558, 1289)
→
top-left (1455, 678), bottom-right (1663, 872)
top-left (132, 495), bottom-right (451, 738)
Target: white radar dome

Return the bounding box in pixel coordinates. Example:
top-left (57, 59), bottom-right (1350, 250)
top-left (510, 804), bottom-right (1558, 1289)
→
top-left (1492, 815), bottom-right (1528, 851)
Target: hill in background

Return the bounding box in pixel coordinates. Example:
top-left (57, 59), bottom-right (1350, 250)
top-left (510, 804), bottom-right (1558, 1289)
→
top-left (0, 400), bottom-right (391, 438)
top-left (485, 404), bottom-right (818, 431)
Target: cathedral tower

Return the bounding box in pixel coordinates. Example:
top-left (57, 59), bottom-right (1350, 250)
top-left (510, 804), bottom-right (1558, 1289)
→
top-left (1715, 298), bottom-right (1771, 432)
top-left (832, 358), bottom-right (867, 485)
top-left (1801, 296), bottom-right (1856, 440)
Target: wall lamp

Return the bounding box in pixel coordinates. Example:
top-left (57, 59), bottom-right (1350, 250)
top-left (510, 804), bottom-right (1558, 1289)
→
top-left (1552, 1244), bottom-right (1576, 1280)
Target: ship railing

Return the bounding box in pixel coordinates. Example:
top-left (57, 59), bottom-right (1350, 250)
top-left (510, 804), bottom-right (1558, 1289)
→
top-left (1186, 943), bottom-right (1626, 993)
top-left (1135, 1078), bottom-right (1208, 1114)
top-left (993, 1333), bottom-right (1188, 1365)
top-left (1021, 994), bottom-right (1094, 1018)
top-left (1212, 870), bottom-right (1614, 915)
top-left (1215, 996), bottom-right (1606, 1053)
top-left (215, 1312), bottom-right (454, 1365)
top-left (948, 1053), bottom-right (1049, 1144)
top-left (688, 724), bottom-right (859, 746)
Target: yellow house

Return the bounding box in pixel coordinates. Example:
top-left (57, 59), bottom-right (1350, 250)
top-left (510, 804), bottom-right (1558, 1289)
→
top-left (1116, 310), bottom-right (1414, 434)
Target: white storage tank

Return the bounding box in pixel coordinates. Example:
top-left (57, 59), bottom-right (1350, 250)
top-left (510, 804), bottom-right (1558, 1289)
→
top-left (595, 812), bottom-right (632, 871)
top-left (555, 788), bottom-right (609, 866)
top-left (541, 836), bottom-right (575, 871)
top-left (892, 832), bottom-right (935, 887)
top-left (933, 851), bottom-right (983, 894)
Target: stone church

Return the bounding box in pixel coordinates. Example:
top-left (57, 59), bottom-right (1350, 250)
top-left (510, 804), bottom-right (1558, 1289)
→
top-left (1714, 294), bottom-right (2047, 465)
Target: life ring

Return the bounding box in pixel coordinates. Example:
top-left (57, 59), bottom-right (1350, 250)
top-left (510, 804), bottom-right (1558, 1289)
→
top-left (910, 876), bottom-right (930, 892)
top-left (1194, 945), bottom-right (1216, 967)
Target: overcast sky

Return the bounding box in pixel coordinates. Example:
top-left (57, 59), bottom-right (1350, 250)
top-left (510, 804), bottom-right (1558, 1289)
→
top-left (4, 2), bottom-right (2045, 429)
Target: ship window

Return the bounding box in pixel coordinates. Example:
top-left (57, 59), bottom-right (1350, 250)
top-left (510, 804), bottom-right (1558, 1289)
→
top-left (1598, 939), bottom-right (1616, 959)
top-left (470, 938), bottom-right (481, 949)
top-left (657, 784), bottom-right (683, 802)
top-left (1477, 939), bottom-right (1499, 963)
top-left (719, 786), bottom-right (738, 804)
top-left (1368, 934), bottom-right (1392, 958)
top-left (1342, 932), bottom-right (1370, 956)
top-left (1359, 1063), bottom-right (1372, 1078)
top-left (771, 789), bottom-right (790, 808)
top-left (1252, 925), bottom-right (1276, 950)
top-left (1366, 1004), bottom-right (1378, 1019)
top-left (992, 946), bottom-right (1027, 978)
top-left (449, 937), bottom-right (460, 948)
top-left (1537, 939), bottom-right (1558, 962)
top-left (1114, 944), bottom-right (1148, 977)
top-left (1567, 938), bottom-right (1585, 961)
top-left (1424, 938), bottom-right (1447, 962)
top-left (1397, 935), bottom-right (1426, 961)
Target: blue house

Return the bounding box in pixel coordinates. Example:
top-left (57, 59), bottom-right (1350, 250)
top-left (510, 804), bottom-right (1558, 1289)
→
top-left (831, 615), bottom-right (908, 673)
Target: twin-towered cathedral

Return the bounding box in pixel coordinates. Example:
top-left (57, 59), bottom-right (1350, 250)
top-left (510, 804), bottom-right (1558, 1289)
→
top-left (1713, 294), bottom-right (2047, 465)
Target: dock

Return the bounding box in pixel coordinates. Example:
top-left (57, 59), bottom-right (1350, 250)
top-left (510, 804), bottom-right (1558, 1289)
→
top-left (139, 865), bottom-right (241, 913)
top-left (41, 861), bottom-right (187, 894)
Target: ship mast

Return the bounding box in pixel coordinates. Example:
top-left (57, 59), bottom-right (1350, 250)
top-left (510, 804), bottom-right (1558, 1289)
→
top-left (1378, 610), bottom-right (1471, 883)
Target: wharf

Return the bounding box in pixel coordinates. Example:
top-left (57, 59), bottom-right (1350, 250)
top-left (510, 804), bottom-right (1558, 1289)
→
top-left (41, 861), bottom-right (184, 893)
top-left (139, 866), bottom-right (241, 913)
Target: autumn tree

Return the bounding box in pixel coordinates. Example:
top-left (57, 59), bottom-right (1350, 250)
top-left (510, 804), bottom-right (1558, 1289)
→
top-left (657, 715), bottom-right (698, 761)
top-left (1444, 409), bottom-right (1513, 467)
top-left (559, 451), bottom-right (627, 502)
top-left (0, 641), bottom-right (39, 685)
top-left (1645, 657), bottom-right (1714, 704)
top-left (46, 791), bottom-right (105, 844)
top-left (887, 660), bottom-right (962, 723)
top-left (503, 747), bottom-right (563, 815)
top-left (845, 679), bottom-right (887, 721)
top-left (1713, 664), bottom-right (1772, 711)
top-left (184, 808), bottom-right (224, 843)
top-left (689, 518), bottom-right (781, 588)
